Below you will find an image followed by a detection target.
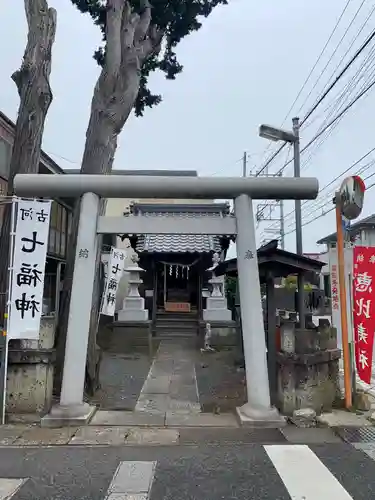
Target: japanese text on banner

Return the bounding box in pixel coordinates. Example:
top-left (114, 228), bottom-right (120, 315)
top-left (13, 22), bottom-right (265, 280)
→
top-left (101, 248), bottom-right (126, 316)
top-left (353, 246), bottom-right (375, 384)
top-left (9, 200), bottom-right (51, 340)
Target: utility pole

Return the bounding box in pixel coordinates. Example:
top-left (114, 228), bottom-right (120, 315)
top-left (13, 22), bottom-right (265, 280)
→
top-left (258, 118), bottom-right (305, 326)
top-left (279, 173), bottom-right (285, 250)
top-left (292, 117), bottom-right (305, 328)
top-left (279, 199), bottom-right (285, 249)
top-left (242, 151), bottom-right (247, 177)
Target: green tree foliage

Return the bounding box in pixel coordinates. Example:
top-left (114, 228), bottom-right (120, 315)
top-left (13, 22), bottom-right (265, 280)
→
top-left (71, 0), bottom-right (228, 116)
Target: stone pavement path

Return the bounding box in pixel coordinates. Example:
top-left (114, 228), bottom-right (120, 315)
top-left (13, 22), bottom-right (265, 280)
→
top-left (135, 340), bottom-right (201, 417)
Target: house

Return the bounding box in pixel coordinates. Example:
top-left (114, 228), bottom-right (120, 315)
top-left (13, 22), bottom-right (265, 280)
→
top-left (0, 110), bottom-right (73, 317)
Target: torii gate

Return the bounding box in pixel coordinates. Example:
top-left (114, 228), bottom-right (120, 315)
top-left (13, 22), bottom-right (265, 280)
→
top-left (14, 173), bottom-right (319, 426)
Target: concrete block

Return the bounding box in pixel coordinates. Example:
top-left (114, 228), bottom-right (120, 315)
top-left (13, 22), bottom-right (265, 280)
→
top-left (165, 411), bottom-right (238, 427)
top-left (125, 428), bottom-right (179, 445)
top-left (317, 409), bottom-right (371, 427)
top-left (0, 425), bottom-right (31, 445)
top-left (14, 426), bottom-right (77, 445)
top-left (69, 426), bottom-right (129, 445)
top-left (281, 426), bottom-right (341, 443)
top-left (41, 402), bottom-right (96, 428)
top-left (90, 410), bottom-right (165, 427)
top-left (6, 360), bottom-right (54, 415)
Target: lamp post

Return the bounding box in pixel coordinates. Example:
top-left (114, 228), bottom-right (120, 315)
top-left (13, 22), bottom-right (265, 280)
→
top-left (259, 117), bottom-right (305, 328)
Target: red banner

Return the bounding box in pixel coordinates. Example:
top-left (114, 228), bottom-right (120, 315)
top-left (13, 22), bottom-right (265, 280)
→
top-left (353, 246), bottom-right (375, 383)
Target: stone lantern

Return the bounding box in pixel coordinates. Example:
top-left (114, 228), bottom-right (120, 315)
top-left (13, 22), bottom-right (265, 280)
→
top-left (118, 252), bottom-right (149, 322)
top-left (203, 252), bottom-right (231, 321)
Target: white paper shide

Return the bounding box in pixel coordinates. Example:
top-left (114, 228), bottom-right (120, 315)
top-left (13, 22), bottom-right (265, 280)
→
top-left (9, 200), bottom-right (51, 340)
top-left (101, 247), bottom-right (126, 316)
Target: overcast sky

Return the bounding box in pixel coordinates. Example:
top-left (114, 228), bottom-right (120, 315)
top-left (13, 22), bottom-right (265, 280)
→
top-left (1, 0), bottom-right (375, 256)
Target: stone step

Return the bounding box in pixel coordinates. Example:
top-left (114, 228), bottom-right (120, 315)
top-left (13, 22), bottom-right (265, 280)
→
top-left (155, 322), bottom-right (198, 331)
top-left (155, 315), bottom-right (198, 322)
top-left (156, 313), bottom-right (198, 320)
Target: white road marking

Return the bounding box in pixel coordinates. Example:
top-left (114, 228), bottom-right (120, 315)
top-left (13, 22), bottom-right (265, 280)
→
top-left (105, 461), bottom-right (156, 500)
top-left (0, 478), bottom-right (27, 499)
top-left (264, 444), bottom-right (353, 499)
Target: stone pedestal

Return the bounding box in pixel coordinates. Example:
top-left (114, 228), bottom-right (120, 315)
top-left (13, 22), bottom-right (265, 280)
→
top-left (117, 253), bottom-right (148, 322)
top-left (7, 316), bottom-right (56, 421)
top-left (277, 319), bottom-right (341, 415)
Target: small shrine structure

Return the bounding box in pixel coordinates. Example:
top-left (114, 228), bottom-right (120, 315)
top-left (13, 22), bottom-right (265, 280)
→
top-left (121, 202), bottom-right (235, 321)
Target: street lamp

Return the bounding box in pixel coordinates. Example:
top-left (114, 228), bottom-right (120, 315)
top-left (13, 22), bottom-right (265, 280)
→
top-left (259, 117), bottom-right (305, 328)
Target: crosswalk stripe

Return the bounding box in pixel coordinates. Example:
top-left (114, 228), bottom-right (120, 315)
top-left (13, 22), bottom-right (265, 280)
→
top-left (104, 461), bottom-right (156, 499)
top-left (0, 478), bottom-right (27, 499)
top-left (264, 445), bottom-right (353, 499)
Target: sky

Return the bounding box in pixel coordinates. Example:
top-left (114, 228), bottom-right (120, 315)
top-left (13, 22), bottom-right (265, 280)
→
top-left (1, 0), bottom-right (375, 258)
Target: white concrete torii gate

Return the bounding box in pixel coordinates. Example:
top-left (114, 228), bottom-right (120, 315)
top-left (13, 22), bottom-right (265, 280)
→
top-left (14, 174), bottom-right (319, 427)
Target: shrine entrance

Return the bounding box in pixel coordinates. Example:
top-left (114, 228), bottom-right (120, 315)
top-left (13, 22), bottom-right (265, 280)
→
top-left (157, 260), bottom-right (199, 312)
top-left (13, 172), bottom-right (318, 426)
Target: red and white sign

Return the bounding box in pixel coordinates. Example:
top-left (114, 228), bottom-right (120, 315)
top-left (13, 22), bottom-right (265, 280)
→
top-left (353, 246), bottom-right (375, 383)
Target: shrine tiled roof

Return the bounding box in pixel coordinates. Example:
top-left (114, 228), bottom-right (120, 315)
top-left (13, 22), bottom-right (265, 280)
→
top-left (127, 203), bottom-right (234, 254)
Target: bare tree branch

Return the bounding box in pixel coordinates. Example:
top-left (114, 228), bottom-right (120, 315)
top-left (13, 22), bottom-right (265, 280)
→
top-left (140, 26), bottom-right (164, 62)
top-left (12, 0), bottom-right (56, 96)
top-left (105, 0), bottom-right (124, 75)
top-left (134, 0), bottom-right (152, 43)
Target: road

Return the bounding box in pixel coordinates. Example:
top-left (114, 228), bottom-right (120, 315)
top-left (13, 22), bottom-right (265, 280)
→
top-left (0, 442), bottom-right (374, 499)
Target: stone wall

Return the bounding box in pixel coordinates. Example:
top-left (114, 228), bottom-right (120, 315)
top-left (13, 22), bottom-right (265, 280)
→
top-left (97, 318), bottom-right (152, 353)
top-left (6, 316), bottom-right (56, 419)
top-left (276, 319), bottom-right (341, 415)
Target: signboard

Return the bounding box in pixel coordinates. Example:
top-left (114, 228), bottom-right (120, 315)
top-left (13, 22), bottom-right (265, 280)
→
top-left (338, 175), bottom-right (365, 220)
top-left (101, 247), bottom-right (126, 316)
top-left (328, 246), bottom-right (353, 346)
top-left (353, 246), bottom-right (375, 383)
top-left (8, 200), bottom-right (51, 340)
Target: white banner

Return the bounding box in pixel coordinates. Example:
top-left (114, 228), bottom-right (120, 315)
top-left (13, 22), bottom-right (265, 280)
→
top-left (8, 200), bottom-right (51, 340)
top-left (101, 247), bottom-right (126, 316)
top-left (328, 246), bottom-right (353, 347)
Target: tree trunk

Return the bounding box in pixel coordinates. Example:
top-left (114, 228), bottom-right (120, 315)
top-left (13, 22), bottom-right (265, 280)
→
top-left (0, 0), bottom-right (56, 319)
top-left (55, 0), bottom-right (163, 396)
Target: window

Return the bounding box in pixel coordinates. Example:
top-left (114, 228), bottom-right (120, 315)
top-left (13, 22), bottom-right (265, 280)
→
top-left (0, 177), bottom-right (8, 231)
top-left (0, 138), bottom-right (11, 179)
top-left (48, 201), bottom-right (70, 258)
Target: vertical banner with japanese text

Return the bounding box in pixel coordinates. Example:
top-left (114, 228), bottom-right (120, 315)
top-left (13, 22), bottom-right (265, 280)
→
top-left (8, 200), bottom-right (51, 340)
top-left (101, 247), bottom-right (126, 316)
top-left (353, 246), bottom-right (375, 384)
top-left (328, 246), bottom-right (353, 346)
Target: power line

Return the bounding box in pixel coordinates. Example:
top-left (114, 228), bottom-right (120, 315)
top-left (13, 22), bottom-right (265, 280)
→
top-left (297, 0), bottom-right (368, 118)
top-left (254, 4), bottom-right (374, 176)
top-left (301, 25), bottom-right (375, 125)
top-left (260, 145), bottom-right (375, 237)
top-left (273, 76), bottom-right (375, 178)
top-left (254, 1), bottom-right (355, 172)
top-left (280, 0), bottom-right (354, 127)
top-left (284, 170), bottom-right (375, 236)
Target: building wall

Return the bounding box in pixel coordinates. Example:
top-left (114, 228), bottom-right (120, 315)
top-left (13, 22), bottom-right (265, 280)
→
top-left (0, 111), bottom-right (71, 316)
top-left (105, 198), bottom-right (216, 311)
